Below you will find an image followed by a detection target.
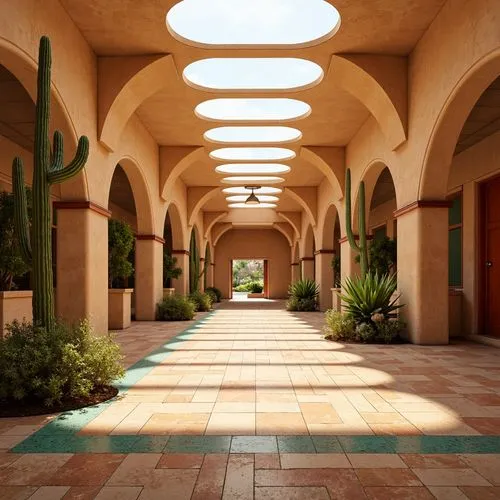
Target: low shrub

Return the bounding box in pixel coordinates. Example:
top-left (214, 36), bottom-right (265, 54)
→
top-left (205, 286), bottom-right (222, 302)
top-left (205, 289), bottom-right (218, 304)
top-left (287, 279), bottom-right (319, 311)
top-left (249, 281), bottom-right (263, 293)
top-left (157, 294), bottom-right (195, 321)
top-left (189, 291), bottom-right (213, 312)
top-left (0, 320), bottom-right (124, 407)
top-left (323, 310), bottom-right (356, 341)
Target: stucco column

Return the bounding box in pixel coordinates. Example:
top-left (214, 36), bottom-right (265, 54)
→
top-left (207, 262), bottom-right (215, 289)
top-left (301, 257), bottom-right (315, 280)
top-left (339, 237), bottom-right (360, 280)
top-left (135, 235), bottom-right (164, 320)
top-left (315, 250), bottom-right (335, 311)
top-left (55, 201), bottom-right (109, 334)
top-left (291, 262), bottom-right (300, 283)
top-left (395, 202), bottom-right (451, 345)
top-left (172, 250), bottom-right (189, 295)
top-left (199, 258), bottom-right (205, 292)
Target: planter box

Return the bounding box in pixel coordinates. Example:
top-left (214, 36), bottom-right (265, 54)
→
top-left (248, 292), bottom-right (265, 299)
top-left (163, 288), bottom-right (176, 299)
top-left (0, 290), bottom-right (33, 337)
top-left (108, 289), bottom-right (133, 330)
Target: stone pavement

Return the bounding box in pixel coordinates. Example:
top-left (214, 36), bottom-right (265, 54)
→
top-left (2, 299), bottom-right (500, 498)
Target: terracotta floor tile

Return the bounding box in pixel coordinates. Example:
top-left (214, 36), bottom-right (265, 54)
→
top-left (107, 454), bottom-right (161, 486)
top-left (137, 469), bottom-right (199, 499)
top-left (459, 454), bottom-right (500, 486)
top-left (255, 453), bottom-right (281, 470)
top-left (348, 454), bottom-right (407, 469)
top-left (427, 486), bottom-right (469, 499)
top-left (156, 453), bottom-right (204, 469)
top-left (222, 454), bottom-right (254, 500)
top-left (400, 454), bottom-right (467, 469)
top-left (0, 486), bottom-right (37, 500)
top-left (62, 486), bottom-right (103, 499)
top-left (459, 486), bottom-right (500, 499)
top-left (355, 468), bottom-right (422, 487)
top-left (256, 413), bottom-right (308, 435)
top-left (191, 454), bottom-right (228, 500)
top-left (51, 454), bottom-right (126, 486)
top-left (280, 453), bottom-right (350, 469)
top-left (93, 486), bottom-right (143, 500)
top-left (139, 413), bottom-right (209, 435)
top-left (364, 486), bottom-right (435, 499)
top-left (29, 487), bottom-right (71, 500)
top-left (206, 412), bottom-right (255, 435)
top-left (254, 486), bottom-right (330, 499)
top-left (412, 468), bottom-right (491, 486)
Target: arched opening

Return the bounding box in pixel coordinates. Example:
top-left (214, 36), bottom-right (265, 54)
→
top-left (301, 224), bottom-right (315, 281)
top-left (367, 167), bottom-right (398, 275)
top-left (163, 203), bottom-right (186, 295)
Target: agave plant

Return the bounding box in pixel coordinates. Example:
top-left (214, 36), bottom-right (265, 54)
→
top-left (340, 272), bottom-right (403, 324)
top-left (289, 279), bottom-right (320, 300)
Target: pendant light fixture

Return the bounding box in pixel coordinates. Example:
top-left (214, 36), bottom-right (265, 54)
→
top-left (244, 186), bottom-right (261, 205)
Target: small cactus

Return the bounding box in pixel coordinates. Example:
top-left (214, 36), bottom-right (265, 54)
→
top-left (345, 168), bottom-right (369, 277)
top-left (12, 36), bottom-right (89, 329)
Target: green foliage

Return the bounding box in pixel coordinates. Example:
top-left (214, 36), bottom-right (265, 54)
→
top-left (108, 219), bottom-right (134, 288)
top-left (11, 37), bottom-right (89, 329)
top-left (0, 320), bottom-right (124, 407)
top-left (287, 279), bottom-right (319, 311)
top-left (331, 255), bottom-right (341, 288)
top-left (156, 294), bottom-right (195, 321)
top-left (189, 290), bottom-right (213, 312)
top-left (340, 272), bottom-right (403, 324)
top-left (323, 309), bottom-right (405, 344)
top-left (205, 286), bottom-right (222, 302)
top-left (0, 191), bottom-right (32, 291)
top-left (163, 252), bottom-right (182, 288)
top-left (324, 310), bottom-right (356, 341)
top-left (205, 289), bottom-right (218, 304)
top-left (345, 168), bottom-right (368, 277)
top-left (368, 236), bottom-right (397, 276)
top-left (234, 280), bottom-right (264, 293)
top-left (189, 231), bottom-right (200, 293)
top-left (232, 259), bottom-right (264, 287)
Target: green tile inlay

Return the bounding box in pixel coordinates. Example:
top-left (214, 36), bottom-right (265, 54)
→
top-left (231, 436), bottom-right (278, 454)
top-left (311, 436), bottom-right (343, 453)
top-left (165, 435), bottom-right (231, 454)
top-left (339, 436), bottom-right (397, 454)
top-left (277, 436), bottom-right (315, 453)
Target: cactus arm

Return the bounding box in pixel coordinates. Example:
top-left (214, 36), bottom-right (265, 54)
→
top-left (358, 180), bottom-right (369, 277)
top-left (345, 169), bottom-right (361, 252)
top-left (50, 130), bottom-right (64, 171)
top-left (12, 157), bottom-right (32, 266)
top-left (47, 135), bottom-right (89, 184)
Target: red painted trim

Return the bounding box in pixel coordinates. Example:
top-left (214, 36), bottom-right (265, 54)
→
top-left (314, 249), bottom-right (335, 255)
top-left (172, 249), bottom-right (190, 256)
top-left (53, 201), bottom-right (111, 218)
top-left (136, 234), bottom-right (165, 244)
top-left (300, 257), bottom-right (314, 261)
top-left (393, 200), bottom-right (452, 218)
top-left (338, 235), bottom-right (373, 244)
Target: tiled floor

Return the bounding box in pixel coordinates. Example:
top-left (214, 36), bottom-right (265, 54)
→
top-left (3, 299), bottom-right (500, 498)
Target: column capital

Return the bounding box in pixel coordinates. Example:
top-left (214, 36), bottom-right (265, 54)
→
top-left (291, 262), bottom-right (299, 266)
top-left (136, 234), bottom-right (165, 244)
top-left (172, 249), bottom-right (190, 256)
top-left (393, 200), bottom-right (452, 218)
top-left (53, 200), bottom-right (111, 218)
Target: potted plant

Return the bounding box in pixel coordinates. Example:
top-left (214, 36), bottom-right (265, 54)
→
top-left (0, 191), bottom-right (32, 336)
top-left (108, 219), bottom-right (134, 329)
top-left (163, 251), bottom-right (182, 298)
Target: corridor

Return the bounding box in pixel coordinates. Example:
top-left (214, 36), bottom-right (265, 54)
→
top-left (2, 301), bottom-right (500, 498)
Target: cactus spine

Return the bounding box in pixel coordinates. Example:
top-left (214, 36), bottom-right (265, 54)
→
top-left (12, 36), bottom-right (89, 330)
top-left (345, 168), bottom-right (369, 277)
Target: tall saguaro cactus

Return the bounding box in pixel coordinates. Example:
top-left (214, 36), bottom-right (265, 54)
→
top-left (345, 168), bottom-right (369, 277)
top-left (12, 36), bottom-right (89, 330)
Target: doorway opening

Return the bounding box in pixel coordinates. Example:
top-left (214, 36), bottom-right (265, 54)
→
top-left (231, 259), bottom-right (268, 300)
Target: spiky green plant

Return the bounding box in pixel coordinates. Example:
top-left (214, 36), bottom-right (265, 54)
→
top-left (345, 169), bottom-right (368, 277)
top-left (340, 272), bottom-right (403, 324)
top-left (12, 36), bottom-right (89, 329)
top-left (288, 279), bottom-right (320, 300)
top-left (189, 230), bottom-right (200, 293)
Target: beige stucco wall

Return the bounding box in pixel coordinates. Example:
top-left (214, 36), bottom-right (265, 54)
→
top-left (214, 229), bottom-right (291, 299)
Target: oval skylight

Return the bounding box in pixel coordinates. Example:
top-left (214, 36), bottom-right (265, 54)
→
top-left (226, 195), bottom-right (279, 203)
top-left (166, 0), bottom-right (340, 48)
top-left (223, 186), bottom-right (283, 195)
top-left (205, 126), bottom-right (301, 144)
top-left (210, 148), bottom-right (296, 162)
top-left (195, 98), bottom-right (311, 122)
top-left (228, 203), bottom-right (278, 209)
top-left (222, 176), bottom-right (285, 185)
top-left (215, 164), bottom-right (290, 175)
top-left (184, 59), bottom-right (323, 92)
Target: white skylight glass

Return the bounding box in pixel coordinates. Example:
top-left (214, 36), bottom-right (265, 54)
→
top-left (195, 98), bottom-right (311, 122)
top-left (226, 195), bottom-right (279, 203)
top-left (166, 0), bottom-right (341, 48)
top-left (222, 186), bottom-right (283, 195)
top-left (210, 148), bottom-right (296, 161)
top-left (228, 203), bottom-right (278, 209)
top-left (205, 126), bottom-right (301, 144)
top-left (215, 164), bottom-right (290, 175)
top-left (222, 176), bottom-right (285, 185)
top-left (184, 58), bottom-right (323, 92)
